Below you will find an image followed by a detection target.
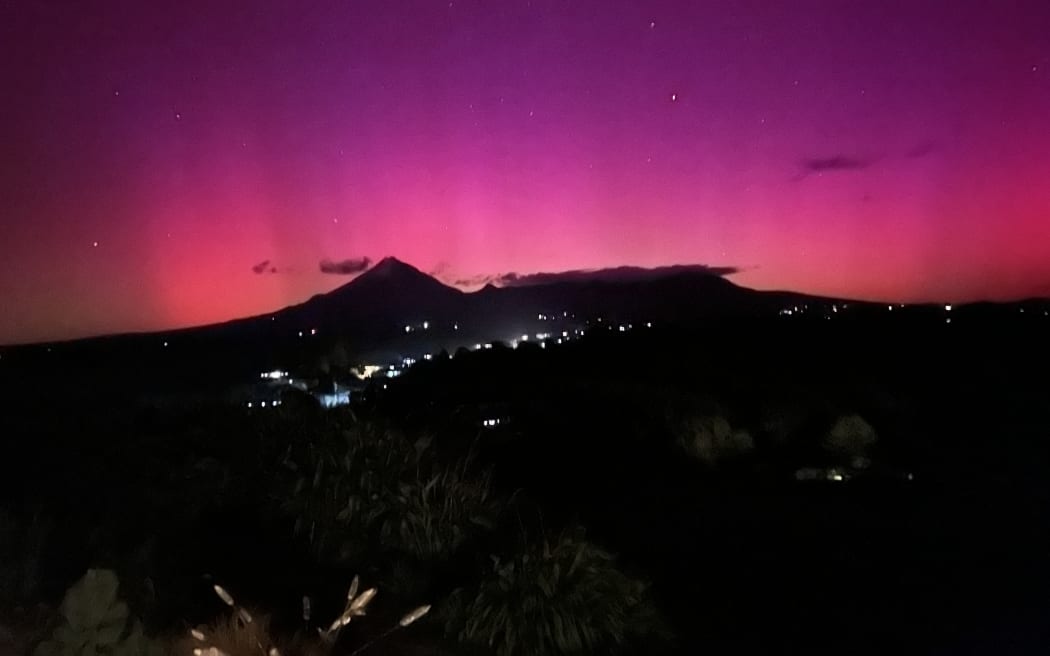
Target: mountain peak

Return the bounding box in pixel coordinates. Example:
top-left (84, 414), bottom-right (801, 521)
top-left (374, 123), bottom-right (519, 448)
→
top-left (349, 256), bottom-right (427, 283)
top-left (332, 256), bottom-right (460, 298)
top-left (366, 256), bottom-right (416, 276)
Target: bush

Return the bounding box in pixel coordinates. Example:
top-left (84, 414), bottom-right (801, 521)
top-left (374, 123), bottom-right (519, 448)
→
top-left (823, 414), bottom-right (878, 457)
top-left (33, 569), bottom-right (163, 656)
top-left (676, 415), bottom-right (753, 465)
top-left (444, 528), bottom-right (666, 656)
top-left (277, 419), bottom-right (503, 566)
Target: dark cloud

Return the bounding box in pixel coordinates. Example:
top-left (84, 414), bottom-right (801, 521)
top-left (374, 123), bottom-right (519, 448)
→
top-left (803, 156), bottom-right (872, 172)
top-left (453, 273), bottom-right (505, 287)
top-left (251, 260), bottom-right (277, 274)
top-left (455, 264), bottom-right (740, 289)
top-left (428, 261), bottom-right (452, 278)
top-left (319, 256), bottom-right (372, 275)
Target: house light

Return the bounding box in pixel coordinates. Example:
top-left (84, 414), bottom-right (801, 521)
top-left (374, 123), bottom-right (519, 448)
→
top-left (261, 401), bottom-right (267, 408)
top-left (521, 334), bottom-right (528, 341)
top-left (646, 322), bottom-right (652, 327)
top-left (483, 343), bottom-right (492, 349)
top-left (945, 304), bottom-right (952, 312)
top-left (405, 325), bottom-right (411, 333)
top-left (298, 331), bottom-right (303, 337)
top-left (247, 402), bottom-right (253, 408)
top-left (423, 321), bottom-right (429, 329)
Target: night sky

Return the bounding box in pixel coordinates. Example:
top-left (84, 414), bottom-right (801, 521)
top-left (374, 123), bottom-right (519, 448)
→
top-left (2, 1), bottom-right (1049, 343)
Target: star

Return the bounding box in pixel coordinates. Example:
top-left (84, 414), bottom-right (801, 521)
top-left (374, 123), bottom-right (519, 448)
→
top-left (92, 241), bottom-right (99, 248)
top-left (670, 92), bottom-right (677, 101)
top-left (174, 111), bottom-right (182, 120)
top-left (649, 21), bottom-right (655, 29)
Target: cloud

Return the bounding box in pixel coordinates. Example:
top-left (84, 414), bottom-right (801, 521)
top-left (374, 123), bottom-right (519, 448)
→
top-left (803, 156), bottom-right (872, 172)
top-left (319, 256), bottom-right (372, 275)
top-left (455, 263), bottom-right (740, 289)
top-left (252, 260), bottom-right (277, 274)
top-left (428, 261), bottom-right (452, 278)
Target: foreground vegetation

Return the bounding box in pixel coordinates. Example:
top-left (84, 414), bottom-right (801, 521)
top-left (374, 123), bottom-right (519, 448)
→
top-left (3, 322), bottom-right (1050, 654)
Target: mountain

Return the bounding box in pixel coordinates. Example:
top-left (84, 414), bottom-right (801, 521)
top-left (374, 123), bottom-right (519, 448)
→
top-left (285, 257), bottom-right (465, 335)
top-left (491, 263), bottom-right (742, 287)
top-left (0, 257), bottom-right (861, 388)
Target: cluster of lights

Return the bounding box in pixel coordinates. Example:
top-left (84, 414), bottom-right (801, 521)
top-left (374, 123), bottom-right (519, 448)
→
top-left (247, 399), bottom-right (283, 409)
top-left (260, 369), bottom-right (288, 380)
top-left (482, 418), bottom-right (502, 427)
top-left (353, 365), bottom-right (383, 379)
top-left (405, 320), bottom-right (434, 334)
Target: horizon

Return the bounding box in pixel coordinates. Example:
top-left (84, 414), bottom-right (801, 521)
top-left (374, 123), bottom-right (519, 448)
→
top-left (3, 254), bottom-right (1046, 348)
top-left (3, 1), bottom-right (1050, 343)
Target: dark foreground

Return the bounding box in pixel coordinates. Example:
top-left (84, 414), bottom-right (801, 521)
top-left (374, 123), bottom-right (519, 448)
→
top-left (2, 318), bottom-right (1049, 655)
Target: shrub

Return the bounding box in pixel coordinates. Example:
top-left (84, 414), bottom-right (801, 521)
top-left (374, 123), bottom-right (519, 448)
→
top-left (823, 414), bottom-right (878, 457)
top-left (33, 569), bottom-right (163, 656)
top-left (676, 415), bottom-right (753, 465)
top-left (444, 528), bottom-right (666, 656)
top-left (278, 420), bottom-right (502, 565)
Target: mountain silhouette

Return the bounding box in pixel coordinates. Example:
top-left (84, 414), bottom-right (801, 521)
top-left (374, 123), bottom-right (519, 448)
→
top-left (289, 257), bottom-right (465, 335)
top-left (0, 257), bottom-right (868, 385)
